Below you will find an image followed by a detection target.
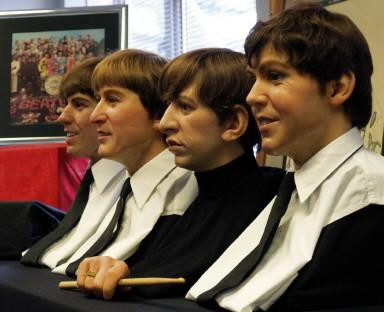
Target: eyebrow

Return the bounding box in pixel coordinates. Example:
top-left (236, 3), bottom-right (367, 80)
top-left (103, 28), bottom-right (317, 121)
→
top-left (248, 60), bottom-right (290, 73)
top-left (177, 95), bottom-right (197, 105)
top-left (101, 88), bottom-right (125, 97)
top-left (71, 96), bottom-right (89, 102)
top-left (70, 94), bottom-right (94, 102)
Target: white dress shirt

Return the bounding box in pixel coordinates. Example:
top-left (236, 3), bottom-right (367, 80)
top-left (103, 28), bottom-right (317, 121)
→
top-left (39, 158), bottom-right (126, 272)
top-left (52, 149), bottom-right (197, 274)
top-left (187, 127), bottom-right (384, 312)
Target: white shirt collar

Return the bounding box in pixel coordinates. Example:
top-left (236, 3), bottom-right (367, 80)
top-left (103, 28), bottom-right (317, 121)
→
top-left (91, 158), bottom-right (125, 194)
top-left (130, 149), bottom-right (176, 210)
top-left (294, 127), bottom-right (363, 203)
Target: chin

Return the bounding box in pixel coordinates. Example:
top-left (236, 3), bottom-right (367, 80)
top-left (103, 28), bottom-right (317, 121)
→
top-left (97, 146), bottom-right (111, 158)
top-left (261, 143), bottom-right (282, 156)
top-left (174, 157), bottom-right (193, 170)
top-left (66, 146), bottom-right (79, 157)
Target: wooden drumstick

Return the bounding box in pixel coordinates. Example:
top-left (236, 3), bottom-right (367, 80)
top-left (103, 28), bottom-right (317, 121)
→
top-left (59, 277), bottom-right (186, 289)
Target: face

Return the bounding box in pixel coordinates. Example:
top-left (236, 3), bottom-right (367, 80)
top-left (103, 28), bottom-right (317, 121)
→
top-left (246, 44), bottom-right (335, 167)
top-left (90, 86), bottom-right (162, 170)
top-left (57, 92), bottom-right (99, 162)
top-left (159, 86), bottom-right (230, 172)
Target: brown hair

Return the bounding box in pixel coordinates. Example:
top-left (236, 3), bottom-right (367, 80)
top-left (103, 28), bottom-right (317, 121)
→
top-left (92, 49), bottom-right (168, 119)
top-left (59, 57), bottom-right (102, 99)
top-left (244, 2), bottom-right (373, 128)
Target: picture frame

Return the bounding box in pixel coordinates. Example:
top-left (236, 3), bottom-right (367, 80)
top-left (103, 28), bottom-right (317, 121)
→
top-left (382, 128), bottom-right (384, 156)
top-left (0, 5), bottom-right (127, 144)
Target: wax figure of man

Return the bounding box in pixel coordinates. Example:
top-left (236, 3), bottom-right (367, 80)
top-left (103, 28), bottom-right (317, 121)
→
top-left (68, 49), bottom-right (197, 278)
top-left (188, 3), bottom-right (384, 312)
top-left (21, 58), bottom-right (127, 274)
top-left (75, 48), bottom-right (284, 300)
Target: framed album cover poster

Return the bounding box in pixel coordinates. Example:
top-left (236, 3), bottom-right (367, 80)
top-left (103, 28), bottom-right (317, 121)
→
top-left (0, 5), bottom-right (127, 143)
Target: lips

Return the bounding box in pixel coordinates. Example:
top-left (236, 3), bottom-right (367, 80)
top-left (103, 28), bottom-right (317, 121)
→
top-left (63, 130), bottom-right (78, 144)
top-left (257, 117), bottom-right (277, 126)
top-left (97, 129), bottom-right (111, 142)
top-left (166, 138), bottom-right (179, 146)
top-left (97, 130), bottom-right (110, 136)
top-left (166, 138), bottom-right (185, 154)
top-left (256, 116), bottom-right (279, 137)
top-left (64, 129), bottom-right (78, 137)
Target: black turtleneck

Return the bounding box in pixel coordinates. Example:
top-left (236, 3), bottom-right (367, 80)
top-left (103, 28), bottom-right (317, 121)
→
top-left (128, 151), bottom-right (284, 298)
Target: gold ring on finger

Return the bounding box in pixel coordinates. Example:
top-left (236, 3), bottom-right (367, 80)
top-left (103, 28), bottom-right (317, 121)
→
top-left (86, 270), bottom-right (97, 277)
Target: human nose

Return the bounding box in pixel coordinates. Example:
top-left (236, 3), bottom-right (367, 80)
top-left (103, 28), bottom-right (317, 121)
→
top-left (246, 79), bottom-right (268, 111)
top-left (89, 99), bottom-right (106, 124)
top-left (57, 105), bottom-right (72, 125)
top-left (159, 104), bottom-right (178, 135)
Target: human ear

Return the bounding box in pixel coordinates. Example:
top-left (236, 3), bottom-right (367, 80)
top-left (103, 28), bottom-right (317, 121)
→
top-left (221, 104), bottom-right (248, 142)
top-left (328, 71), bottom-right (356, 106)
top-left (152, 118), bottom-right (161, 131)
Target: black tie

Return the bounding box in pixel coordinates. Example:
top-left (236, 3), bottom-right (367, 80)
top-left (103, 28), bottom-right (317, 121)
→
top-left (197, 172), bottom-right (295, 303)
top-left (65, 178), bottom-right (132, 277)
top-left (21, 168), bottom-right (94, 266)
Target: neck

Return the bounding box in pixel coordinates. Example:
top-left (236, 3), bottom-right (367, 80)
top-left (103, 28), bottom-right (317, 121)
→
top-left (293, 112), bottom-right (353, 169)
top-left (123, 138), bottom-right (167, 175)
top-left (89, 155), bottom-right (101, 165)
top-left (198, 143), bottom-right (245, 173)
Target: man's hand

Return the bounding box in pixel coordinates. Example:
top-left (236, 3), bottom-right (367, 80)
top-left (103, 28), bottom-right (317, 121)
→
top-left (76, 256), bottom-right (130, 300)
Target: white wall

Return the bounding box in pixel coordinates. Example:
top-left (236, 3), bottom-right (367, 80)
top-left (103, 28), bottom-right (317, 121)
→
top-left (329, 0), bottom-right (384, 155)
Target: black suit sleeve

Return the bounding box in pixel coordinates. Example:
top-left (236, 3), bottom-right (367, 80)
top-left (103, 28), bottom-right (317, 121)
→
top-left (269, 204), bottom-right (384, 312)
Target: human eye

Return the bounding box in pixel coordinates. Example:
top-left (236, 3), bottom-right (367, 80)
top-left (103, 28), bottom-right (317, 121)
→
top-left (72, 99), bottom-right (87, 110)
top-left (177, 101), bottom-right (193, 114)
top-left (105, 93), bottom-right (120, 105)
top-left (108, 97), bottom-right (118, 104)
top-left (267, 70), bottom-right (285, 82)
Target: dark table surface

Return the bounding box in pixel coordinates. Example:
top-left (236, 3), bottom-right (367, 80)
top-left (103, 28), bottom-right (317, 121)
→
top-left (0, 260), bottom-right (217, 312)
top-left (1, 260), bottom-right (383, 312)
